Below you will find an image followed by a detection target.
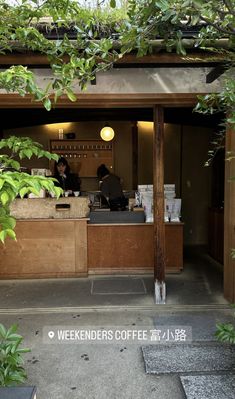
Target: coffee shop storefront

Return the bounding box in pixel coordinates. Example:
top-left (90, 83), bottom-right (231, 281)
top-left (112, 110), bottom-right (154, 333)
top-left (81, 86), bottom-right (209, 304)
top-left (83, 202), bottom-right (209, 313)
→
top-left (0, 62), bottom-right (234, 302)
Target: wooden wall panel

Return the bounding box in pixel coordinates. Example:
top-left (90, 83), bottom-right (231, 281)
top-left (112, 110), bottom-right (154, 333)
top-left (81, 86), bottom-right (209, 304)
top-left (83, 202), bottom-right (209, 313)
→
top-left (165, 224), bottom-right (183, 271)
top-left (75, 219), bottom-right (88, 274)
top-left (88, 225), bottom-right (153, 269)
top-left (224, 128), bottom-right (235, 302)
top-left (0, 220), bottom-right (183, 278)
top-left (208, 208), bottom-right (224, 264)
top-left (87, 224), bottom-right (183, 273)
top-left (0, 220), bottom-right (87, 278)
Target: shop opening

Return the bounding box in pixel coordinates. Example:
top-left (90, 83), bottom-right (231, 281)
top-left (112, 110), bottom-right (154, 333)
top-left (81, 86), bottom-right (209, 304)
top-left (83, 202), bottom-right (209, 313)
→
top-left (0, 105), bottom-right (226, 304)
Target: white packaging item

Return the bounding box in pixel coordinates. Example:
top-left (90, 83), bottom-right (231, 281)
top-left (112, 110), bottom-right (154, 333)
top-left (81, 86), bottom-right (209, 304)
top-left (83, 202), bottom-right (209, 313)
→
top-left (141, 191), bottom-right (153, 223)
top-left (138, 184), bottom-right (153, 193)
top-left (135, 191), bottom-right (142, 207)
top-left (138, 185), bottom-right (148, 192)
top-left (31, 168), bottom-right (47, 176)
top-left (28, 189), bottom-right (46, 199)
top-left (165, 191), bottom-right (176, 199)
top-left (164, 184), bottom-right (175, 192)
top-left (165, 199), bottom-right (181, 222)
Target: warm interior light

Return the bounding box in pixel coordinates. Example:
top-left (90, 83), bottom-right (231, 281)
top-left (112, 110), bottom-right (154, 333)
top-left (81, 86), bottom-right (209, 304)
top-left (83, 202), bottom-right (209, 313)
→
top-left (100, 125), bottom-right (115, 141)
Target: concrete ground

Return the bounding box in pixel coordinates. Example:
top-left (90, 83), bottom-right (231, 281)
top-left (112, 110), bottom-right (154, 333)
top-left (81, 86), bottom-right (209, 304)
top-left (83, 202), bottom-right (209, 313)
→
top-left (0, 250), bottom-right (233, 399)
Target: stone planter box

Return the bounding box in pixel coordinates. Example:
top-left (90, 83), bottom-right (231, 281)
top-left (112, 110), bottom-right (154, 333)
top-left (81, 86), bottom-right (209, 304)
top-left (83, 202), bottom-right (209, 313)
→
top-left (0, 386), bottom-right (36, 398)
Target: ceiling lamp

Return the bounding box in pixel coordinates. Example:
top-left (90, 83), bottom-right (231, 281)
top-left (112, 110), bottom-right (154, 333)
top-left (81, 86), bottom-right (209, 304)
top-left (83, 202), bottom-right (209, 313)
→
top-left (100, 125), bottom-right (115, 141)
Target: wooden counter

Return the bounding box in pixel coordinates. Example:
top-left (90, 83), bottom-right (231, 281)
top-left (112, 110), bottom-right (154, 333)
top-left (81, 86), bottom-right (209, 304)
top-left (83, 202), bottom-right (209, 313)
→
top-left (0, 220), bottom-right (183, 278)
top-left (0, 219), bottom-right (88, 278)
top-left (87, 222), bottom-right (184, 274)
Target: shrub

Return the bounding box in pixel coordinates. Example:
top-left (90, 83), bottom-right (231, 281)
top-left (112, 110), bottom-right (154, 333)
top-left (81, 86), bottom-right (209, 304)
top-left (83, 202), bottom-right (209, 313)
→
top-left (0, 323), bottom-right (30, 387)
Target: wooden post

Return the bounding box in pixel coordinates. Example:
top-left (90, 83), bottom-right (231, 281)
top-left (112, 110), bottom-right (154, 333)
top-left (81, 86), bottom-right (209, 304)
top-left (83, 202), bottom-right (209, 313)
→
top-left (153, 105), bottom-right (166, 304)
top-left (132, 121), bottom-right (138, 190)
top-left (224, 126), bottom-right (235, 302)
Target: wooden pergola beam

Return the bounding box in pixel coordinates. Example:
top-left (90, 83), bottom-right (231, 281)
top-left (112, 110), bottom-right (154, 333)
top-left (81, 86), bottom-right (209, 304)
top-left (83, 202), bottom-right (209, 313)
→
top-left (115, 52), bottom-right (225, 66)
top-left (0, 52), bottom-right (225, 67)
top-left (0, 93), bottom-right (200, 108)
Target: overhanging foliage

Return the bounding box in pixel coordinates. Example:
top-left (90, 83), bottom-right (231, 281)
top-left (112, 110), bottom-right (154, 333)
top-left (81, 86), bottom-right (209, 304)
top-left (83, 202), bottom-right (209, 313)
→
top-left (0, 0), bottom-right (234, 113)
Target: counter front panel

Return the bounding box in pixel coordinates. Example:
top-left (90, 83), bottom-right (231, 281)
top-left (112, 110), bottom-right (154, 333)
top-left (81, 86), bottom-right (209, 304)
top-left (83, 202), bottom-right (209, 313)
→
top-left (0, 219), bottom-right (88, 278)
top-left (87, 223), bottom-right (183, 274)
top-left (0, 220), bottom-right (183, 278)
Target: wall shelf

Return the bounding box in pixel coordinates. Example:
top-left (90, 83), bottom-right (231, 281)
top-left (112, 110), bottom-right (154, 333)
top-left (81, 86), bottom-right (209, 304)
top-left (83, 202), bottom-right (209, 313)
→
top-left (50, 139), bottom-right (113, 177)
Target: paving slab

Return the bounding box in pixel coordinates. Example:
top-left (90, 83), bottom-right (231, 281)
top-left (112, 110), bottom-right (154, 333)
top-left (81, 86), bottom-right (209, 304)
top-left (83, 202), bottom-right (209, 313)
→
top-left (142, 342), bottom-right (235, 374)
top-left (180, 374), bottom-right (235, 399)
top-left (0, 310), bottom-right (186, 399)
top-left (153, 311), bottom-right (235, 341)
top-left (0, 277), bottom-right (154, 308)
top-left (91, 277), bottom-right (146, 295)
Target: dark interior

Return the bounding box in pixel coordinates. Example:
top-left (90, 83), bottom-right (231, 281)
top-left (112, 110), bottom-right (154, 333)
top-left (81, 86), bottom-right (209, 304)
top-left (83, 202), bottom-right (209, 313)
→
top-left (0, 107), bottom-right (224, 129)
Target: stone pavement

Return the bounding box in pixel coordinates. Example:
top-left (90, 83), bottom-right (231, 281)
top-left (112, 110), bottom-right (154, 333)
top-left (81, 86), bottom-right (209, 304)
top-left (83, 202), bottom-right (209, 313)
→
top-left (0, 251), bottom-right (234, 399)
top-left (180, 375), bottom-right (235, 399)
top-left (0, 305), bottom-right (234, 399)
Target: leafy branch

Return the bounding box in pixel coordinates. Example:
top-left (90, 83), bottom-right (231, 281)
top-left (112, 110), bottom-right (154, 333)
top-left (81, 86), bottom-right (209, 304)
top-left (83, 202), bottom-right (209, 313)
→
top-left (0, 136), bottom-right (62, 242)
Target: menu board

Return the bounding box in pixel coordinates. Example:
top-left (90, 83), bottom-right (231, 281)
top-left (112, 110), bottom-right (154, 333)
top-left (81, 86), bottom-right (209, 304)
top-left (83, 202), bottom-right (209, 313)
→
top-left (50, 140), bottom-right (113, 177)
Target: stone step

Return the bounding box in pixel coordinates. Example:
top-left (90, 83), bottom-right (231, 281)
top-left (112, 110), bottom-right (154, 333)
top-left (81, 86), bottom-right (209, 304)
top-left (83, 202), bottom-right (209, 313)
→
top-left (142, 342), bottom-right (235, 374)
top-left (180, 374), bottom-right (235, 399)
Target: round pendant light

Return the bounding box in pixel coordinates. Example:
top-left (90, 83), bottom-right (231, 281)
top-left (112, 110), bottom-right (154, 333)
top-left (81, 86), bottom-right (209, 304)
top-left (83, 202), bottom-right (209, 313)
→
top-left (100, 125), bottom-right (115, 141)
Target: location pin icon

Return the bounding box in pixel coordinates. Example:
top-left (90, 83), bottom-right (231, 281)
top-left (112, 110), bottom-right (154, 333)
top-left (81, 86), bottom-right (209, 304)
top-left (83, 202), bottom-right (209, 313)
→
top-left (48, 331), bottom-right (55, 339)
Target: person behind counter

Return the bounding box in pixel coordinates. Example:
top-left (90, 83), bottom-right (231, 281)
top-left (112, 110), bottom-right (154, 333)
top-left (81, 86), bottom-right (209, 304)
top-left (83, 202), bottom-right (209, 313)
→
top-left (53, 157), bottom-right (81, 194)
top-left (97, 164), bottom-right (127, 211)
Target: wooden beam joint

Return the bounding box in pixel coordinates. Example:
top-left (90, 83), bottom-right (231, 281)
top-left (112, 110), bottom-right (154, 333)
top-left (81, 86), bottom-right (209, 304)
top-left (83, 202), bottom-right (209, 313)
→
top-left (206, 65), bottom-right (228, 83)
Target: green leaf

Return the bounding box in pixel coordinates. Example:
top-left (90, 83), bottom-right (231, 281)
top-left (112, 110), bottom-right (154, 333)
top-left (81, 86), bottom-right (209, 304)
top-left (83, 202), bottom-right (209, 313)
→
top-left (6, 333), bottom-right (22, 341)
top-left (19, 187), bottom-right (29, 198)
top-left (0, 216), bottom-right (16, 230)
top-left (5, 229), bottom-right (16, 240)
top-left (43, 98), bottom-right (52, 111)
top-left (0, 192), bottom-right (9, 205)
top-left (66, 88), bottom-right (77, 102)
top-left (23, 149), bottom-right (33, 159)
top-left (17, 348), bottom-right (31, 353)
top-left (28, 187), bottom-right (40, 196)
top-left (53, 186), bottom-right (63, 198)
top-left (0, 179), bottom-right (4, 190)
top-left (0, 323), bottom-right (7, 338)
top-left (110, 0), bottom-right (116, 8)
top-left (0, 230), bottom-right (7, 243)
top-left (5, 324), bottom-right (18, 336)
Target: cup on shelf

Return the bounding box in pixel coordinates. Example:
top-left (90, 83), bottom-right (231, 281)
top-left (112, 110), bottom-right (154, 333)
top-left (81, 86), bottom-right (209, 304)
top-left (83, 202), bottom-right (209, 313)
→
top-left (74, 191), bottom-right (80, 197)
top-left (64, 191), bottom-right (70, 197)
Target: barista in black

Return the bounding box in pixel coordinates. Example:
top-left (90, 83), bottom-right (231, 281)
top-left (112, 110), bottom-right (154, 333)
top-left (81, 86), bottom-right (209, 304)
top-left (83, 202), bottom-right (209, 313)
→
top-left (54, 157), bottom-right (81, 192)
top-left (97, 164), bottom-right (127, 211)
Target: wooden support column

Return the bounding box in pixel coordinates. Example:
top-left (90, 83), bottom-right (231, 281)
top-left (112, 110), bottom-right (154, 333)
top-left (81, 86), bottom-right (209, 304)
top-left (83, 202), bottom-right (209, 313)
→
top-left (153, 105), bottom-right (166, 304)
top-left (224, 126), bottom-right (235, 302)
top-left (132, 121), bottom-right (138, 190)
